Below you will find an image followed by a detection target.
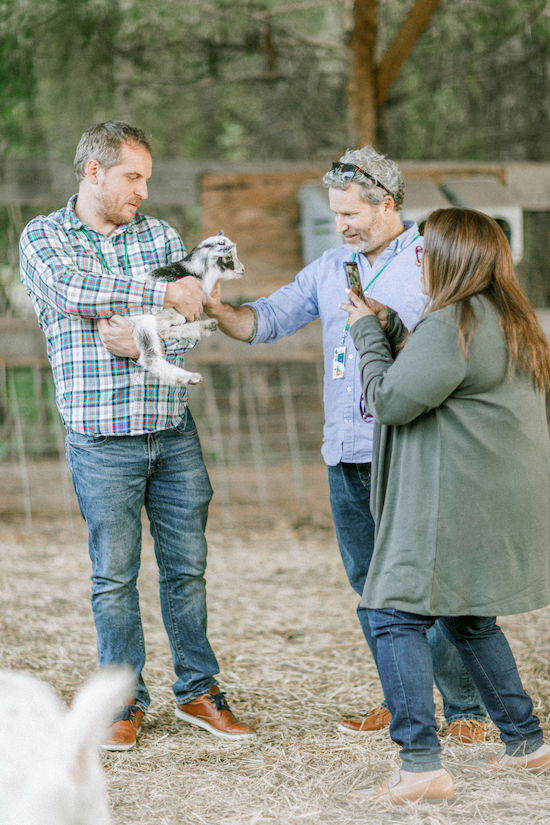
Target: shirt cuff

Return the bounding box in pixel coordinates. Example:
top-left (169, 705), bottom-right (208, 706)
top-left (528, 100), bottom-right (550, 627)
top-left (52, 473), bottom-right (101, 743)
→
top-left (244, 306), bottom-right (259, 343)
top-left (128, 277), bottom-right (167, 316)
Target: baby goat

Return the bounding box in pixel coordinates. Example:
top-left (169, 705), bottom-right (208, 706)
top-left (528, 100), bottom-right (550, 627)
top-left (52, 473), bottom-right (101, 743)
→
top-left (0, 667), bottom-right (132, 825)
top-left (132, 232), bottom-right (244, 385)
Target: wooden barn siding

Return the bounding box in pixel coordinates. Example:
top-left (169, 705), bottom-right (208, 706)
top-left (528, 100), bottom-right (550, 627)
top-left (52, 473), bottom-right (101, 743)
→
top-left (200, 170), bottom-right (323, 300)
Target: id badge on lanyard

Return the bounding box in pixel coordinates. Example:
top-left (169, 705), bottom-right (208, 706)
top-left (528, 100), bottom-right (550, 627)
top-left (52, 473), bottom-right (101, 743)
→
top-left (332, 346), bottom-right (346, 379)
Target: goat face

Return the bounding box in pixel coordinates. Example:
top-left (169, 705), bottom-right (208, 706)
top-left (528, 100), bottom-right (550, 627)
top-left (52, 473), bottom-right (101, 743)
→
top-left (186, 233), bottom-right (244, 294)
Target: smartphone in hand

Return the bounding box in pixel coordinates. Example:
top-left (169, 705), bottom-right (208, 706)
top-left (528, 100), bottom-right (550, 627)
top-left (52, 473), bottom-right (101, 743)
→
top-left (344, 262), bottom-right (363, 299)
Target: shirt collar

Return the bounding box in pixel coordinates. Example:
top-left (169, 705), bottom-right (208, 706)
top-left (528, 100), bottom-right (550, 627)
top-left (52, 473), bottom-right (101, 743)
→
top-left (389, 220), bottom-right (419, 255)
top-left (63, 194), bottom-right (81, 233)
top-left (63, 193), bottom-right (137, 237)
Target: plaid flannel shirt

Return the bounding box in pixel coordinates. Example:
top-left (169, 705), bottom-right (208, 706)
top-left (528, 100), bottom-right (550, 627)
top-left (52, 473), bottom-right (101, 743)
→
top-left (20, 195), bottom-right (194, 436)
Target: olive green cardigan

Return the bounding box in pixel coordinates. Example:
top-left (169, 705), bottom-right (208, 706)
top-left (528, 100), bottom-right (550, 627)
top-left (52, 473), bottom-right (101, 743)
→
top-left (350, 297), bottom-right (550, 616)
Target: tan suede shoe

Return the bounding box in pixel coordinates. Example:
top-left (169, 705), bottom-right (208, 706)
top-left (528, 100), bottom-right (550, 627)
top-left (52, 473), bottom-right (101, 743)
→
top-left (338, 706), bottom-right (392, 733)
top-left (175, 685), bottom-right (257, 740)
top-left (467, 743), bottom-right (550, 774)
top-left (348, 768), bottom-right (456, 806)
top-left (448, 719), bottom-right (486, 743)
top-left (102, 698), bottom-right (144, 751)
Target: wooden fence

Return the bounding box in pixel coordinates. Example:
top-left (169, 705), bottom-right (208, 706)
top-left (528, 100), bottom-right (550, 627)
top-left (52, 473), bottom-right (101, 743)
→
top-left (0, 319), bottom-right (327, 530)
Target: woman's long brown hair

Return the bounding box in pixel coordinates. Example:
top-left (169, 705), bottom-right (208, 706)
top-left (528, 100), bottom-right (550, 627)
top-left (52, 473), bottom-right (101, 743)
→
top-left (423, 208), bottom-right (550, 392)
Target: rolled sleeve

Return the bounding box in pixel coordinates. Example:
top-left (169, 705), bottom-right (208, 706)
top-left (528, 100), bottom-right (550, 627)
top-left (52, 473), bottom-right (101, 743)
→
top-left (246, 264), bottom-right (320, 343)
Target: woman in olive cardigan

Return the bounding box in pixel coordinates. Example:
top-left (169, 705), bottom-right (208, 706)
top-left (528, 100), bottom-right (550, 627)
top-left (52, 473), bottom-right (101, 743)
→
top-left (341, 208), bottom-right (550, 805)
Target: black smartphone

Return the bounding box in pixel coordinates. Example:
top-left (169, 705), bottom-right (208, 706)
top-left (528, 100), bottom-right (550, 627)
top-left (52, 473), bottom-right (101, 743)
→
top-left (344, 262), bottom-right (363, 299)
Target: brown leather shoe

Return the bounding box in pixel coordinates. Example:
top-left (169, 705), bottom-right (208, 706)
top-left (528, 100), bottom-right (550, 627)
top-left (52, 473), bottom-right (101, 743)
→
top-left (448, 719), bottom-right (486, 743)
top-left (338, 706), bottom-right (392, 733)
top-left (175, 685), bottom-right (257, 740)
top-left (102, 698), bottom-right (144, 751)
top-left (348, 768), bottom-right (455, 806)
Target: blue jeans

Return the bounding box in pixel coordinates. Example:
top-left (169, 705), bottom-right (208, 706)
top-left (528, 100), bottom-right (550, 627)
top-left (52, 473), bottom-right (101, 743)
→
top-left (328, 462), bottom-right (486, 723)
top-left (368, 609), bottom-right (543, 771)
top-left (66, 409), bottom-right (219, 711)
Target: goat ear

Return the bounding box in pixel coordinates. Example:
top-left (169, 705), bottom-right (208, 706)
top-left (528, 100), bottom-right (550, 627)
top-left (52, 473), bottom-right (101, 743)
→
top-left (217, 229), bottom-right (224, 236)
top-left (64, 667), bottom-right (134, 775)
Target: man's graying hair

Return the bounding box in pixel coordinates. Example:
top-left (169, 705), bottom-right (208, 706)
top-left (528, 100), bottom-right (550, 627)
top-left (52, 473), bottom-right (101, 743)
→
top-left (74, 121), bottom-right (151, 181)
top-left (323, 145), bottom-right (405, 211)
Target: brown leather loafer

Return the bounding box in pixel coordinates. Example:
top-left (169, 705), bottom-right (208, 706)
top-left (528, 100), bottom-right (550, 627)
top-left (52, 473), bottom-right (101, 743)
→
top-left (348, 768), bottom-right (455, 806)
top-left (175, 685), bottom-right (257, 740)
top-left (338, 706), bottom-right (392, 733)
top-left (448, 719), bottom-right (486, 743)
top-left (102, 698), bottom-right (144, 751)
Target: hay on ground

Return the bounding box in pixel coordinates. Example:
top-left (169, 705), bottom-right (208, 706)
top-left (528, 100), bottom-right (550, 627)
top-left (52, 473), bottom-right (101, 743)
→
top-left (1, 512), bottom-right (549, 825)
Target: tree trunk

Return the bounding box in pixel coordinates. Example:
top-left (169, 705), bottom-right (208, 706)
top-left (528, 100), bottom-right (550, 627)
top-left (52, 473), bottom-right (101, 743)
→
top-left (347, 0), bottom-right (442, 148)
top-left (346, 0), bottom-right (378, 147)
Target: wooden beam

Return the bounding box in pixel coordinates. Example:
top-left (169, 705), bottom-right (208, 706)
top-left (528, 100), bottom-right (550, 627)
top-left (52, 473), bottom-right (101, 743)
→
top-left (377, 0), bottom-right (441, 104)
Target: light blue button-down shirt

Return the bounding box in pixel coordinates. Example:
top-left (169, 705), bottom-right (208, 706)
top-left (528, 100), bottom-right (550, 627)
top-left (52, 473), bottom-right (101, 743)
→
top-left (249, 221), bottom-right (426, 465)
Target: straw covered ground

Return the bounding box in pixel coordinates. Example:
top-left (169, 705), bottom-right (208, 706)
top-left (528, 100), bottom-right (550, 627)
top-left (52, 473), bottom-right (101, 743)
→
top-left (1, 487), bottom-right (550, 825)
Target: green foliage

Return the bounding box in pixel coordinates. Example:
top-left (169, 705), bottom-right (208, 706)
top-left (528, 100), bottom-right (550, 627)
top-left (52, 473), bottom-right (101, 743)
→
top-left (0, 0), bottom-right (348, 161)
top-left (0, 366), bottom-right (61, 459)
top-left (0, 1), bottom-right (41, 151)
top-left (379, 0), bottom-right (550, 161)
top-left (0, 0), bottom-right (548, 161)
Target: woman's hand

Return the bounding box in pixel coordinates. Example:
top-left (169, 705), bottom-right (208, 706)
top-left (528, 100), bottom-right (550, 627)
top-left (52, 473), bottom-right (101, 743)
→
top-left (339, 290), bottom-right (390, 330)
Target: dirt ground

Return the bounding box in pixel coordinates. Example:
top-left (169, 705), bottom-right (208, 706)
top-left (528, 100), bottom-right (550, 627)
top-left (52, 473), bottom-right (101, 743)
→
top-left (1, 464), bottom-right (550, 825)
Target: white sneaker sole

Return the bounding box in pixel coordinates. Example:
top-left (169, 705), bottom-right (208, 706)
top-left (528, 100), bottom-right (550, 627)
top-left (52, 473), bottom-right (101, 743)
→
top-left (174, 708), bottom-right (257, 740)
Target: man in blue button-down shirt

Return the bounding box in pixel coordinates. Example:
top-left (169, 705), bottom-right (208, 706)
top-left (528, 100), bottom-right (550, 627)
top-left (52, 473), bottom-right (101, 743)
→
top-left (205, 145), bottom-right (487, 741)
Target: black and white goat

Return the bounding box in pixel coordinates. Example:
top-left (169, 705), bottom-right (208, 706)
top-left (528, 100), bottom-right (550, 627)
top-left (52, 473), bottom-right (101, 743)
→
top-left (132, 232), bottom-right (244, 385)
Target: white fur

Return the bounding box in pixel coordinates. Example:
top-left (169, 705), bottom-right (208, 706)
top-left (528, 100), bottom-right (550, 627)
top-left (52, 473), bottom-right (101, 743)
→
top-left (131, 233), bottom-right (244, 386)
top-left (0, 667), bottom-right (133, 825)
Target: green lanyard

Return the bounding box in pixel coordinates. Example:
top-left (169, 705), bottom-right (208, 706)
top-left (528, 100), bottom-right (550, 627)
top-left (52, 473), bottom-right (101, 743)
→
top-left (80, 227), bottom-right (130, 277)
top-left (342, 234), bottom-right (420, 337)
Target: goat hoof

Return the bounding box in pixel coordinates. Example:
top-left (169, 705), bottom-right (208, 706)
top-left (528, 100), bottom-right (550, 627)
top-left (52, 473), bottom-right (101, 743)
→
top-left (201, 319), bottom-right (218, 334)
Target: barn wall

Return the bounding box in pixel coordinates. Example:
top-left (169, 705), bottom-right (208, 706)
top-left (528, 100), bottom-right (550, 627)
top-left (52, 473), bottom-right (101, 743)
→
top-left (200, 170), bottom-right (323, 299)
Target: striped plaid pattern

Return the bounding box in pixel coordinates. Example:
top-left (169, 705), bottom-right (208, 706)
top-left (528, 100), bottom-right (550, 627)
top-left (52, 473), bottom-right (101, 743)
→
top-left (20, 195), bottom-right (194, 436)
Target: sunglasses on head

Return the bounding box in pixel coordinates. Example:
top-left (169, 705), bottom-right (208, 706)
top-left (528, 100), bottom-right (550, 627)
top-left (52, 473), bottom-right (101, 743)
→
top-left (330, 161), bottom-right (394, 198)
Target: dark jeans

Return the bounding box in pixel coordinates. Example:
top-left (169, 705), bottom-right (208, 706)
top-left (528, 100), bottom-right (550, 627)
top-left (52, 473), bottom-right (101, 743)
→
top-left (368, 609), bottom-right (543, 770)
top-left (328, 461), bottom-right (486, 723)
top-left (66, 409), bottom-right (219, 711)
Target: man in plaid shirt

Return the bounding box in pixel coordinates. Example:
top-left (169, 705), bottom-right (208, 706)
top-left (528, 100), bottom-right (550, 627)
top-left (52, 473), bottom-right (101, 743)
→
top-left (20, 121), bottom-right (257, 749)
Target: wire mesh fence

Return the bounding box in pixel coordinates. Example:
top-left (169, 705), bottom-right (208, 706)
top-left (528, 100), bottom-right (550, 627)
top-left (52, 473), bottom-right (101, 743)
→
top-left (0, 358), bottom-right (329, 531)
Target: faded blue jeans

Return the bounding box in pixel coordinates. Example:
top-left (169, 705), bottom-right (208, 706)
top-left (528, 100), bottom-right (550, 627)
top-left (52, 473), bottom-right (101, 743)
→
top-left (65, 409), bottom-right (219, 711)
top-left (368, 609), bottom-right (543, 771)
top-left (328, 461), bottom-right (486, 723)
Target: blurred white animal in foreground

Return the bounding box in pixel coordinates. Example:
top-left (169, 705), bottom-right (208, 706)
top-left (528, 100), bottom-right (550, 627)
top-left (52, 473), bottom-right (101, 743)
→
top-left (0, 667), bottom-right (133, 825)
